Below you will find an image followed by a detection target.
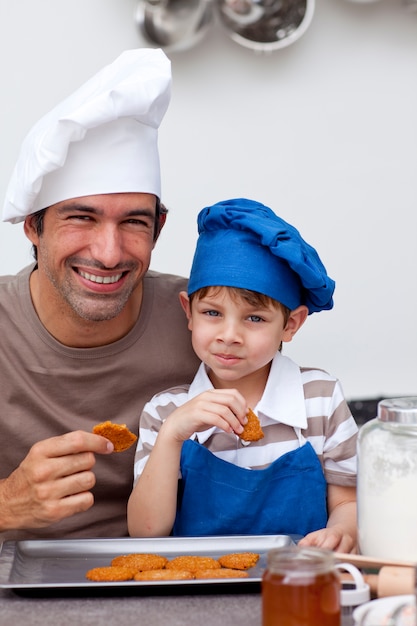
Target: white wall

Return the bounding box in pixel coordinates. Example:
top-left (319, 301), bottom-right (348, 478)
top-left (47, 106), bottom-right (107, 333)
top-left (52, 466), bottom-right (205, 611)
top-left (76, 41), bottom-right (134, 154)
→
top-left (1, 0), bottom-right (416, 401)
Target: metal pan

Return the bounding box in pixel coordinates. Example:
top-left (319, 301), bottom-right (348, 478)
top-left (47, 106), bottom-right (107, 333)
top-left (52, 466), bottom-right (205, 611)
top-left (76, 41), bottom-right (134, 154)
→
top-left (0, 534), bottom-right (294, 591)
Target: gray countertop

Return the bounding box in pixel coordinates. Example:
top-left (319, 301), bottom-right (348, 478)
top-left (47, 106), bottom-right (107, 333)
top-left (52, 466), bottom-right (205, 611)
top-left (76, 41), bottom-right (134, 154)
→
top-left (0, 587), bottom-right (262, 626)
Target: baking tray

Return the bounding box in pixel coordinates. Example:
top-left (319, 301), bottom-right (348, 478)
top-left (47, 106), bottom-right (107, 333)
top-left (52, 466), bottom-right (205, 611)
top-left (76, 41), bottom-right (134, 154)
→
top-left (0, 534), bottom-right (294, 593)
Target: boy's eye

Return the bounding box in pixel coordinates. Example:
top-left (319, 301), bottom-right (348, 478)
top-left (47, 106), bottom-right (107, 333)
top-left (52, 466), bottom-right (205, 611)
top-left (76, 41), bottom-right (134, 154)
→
top-left (248, 315), bottom-right (264, 323)
top-left (204, 310), bottom-right (220, 317)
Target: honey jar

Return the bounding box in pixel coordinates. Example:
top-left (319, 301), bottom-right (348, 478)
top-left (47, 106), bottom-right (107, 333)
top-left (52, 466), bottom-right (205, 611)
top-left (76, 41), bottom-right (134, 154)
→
top-left (262, 545), bottom-right (341, 626)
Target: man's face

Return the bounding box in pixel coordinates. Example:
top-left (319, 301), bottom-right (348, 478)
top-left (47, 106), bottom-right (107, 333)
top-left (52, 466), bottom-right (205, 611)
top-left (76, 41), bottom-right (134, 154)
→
top-left (25, 192), bottom-right (158, 323)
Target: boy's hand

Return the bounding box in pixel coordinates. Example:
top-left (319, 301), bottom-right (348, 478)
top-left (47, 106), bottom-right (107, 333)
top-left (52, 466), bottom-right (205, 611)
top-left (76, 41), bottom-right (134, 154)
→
top-left (298, 525), bottom-right (356, 553)
top-left (161, 389), bottom-right (248, 443)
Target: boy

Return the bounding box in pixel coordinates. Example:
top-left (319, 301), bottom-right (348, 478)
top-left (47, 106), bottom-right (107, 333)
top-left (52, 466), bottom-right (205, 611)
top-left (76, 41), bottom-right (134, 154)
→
top-left (128, 198), bottom-right (357, 552)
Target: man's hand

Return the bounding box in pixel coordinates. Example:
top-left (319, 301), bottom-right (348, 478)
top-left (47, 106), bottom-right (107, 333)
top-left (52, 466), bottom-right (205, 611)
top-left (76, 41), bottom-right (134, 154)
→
top-left (0, 430), bottom-right (113, 532)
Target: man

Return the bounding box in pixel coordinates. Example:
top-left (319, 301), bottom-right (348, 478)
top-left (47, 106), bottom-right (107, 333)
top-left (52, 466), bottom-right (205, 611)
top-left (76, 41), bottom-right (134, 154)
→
top-left (0, 49), bottom-right (199, 540)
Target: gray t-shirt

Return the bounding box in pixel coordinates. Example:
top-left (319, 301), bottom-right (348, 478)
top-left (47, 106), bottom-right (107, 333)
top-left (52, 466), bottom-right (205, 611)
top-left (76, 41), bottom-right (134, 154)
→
top-left (0, 265), bottom-right (199, 540)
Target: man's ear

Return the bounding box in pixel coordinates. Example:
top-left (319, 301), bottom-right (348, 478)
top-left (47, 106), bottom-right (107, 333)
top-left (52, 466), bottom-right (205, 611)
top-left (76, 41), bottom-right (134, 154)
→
top-left (153, 203), bottom-right (168, 244)
top-left (23, 215), bottom-right (39, 245)
top-left (282, 305), bottom-right (309, 343)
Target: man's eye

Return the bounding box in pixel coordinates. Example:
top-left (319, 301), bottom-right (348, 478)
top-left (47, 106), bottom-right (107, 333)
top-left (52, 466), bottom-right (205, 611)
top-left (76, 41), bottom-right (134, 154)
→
top-left (68, 214), bottom-right (93, 221)
top-left (125, 218), bottom-right (153, 229)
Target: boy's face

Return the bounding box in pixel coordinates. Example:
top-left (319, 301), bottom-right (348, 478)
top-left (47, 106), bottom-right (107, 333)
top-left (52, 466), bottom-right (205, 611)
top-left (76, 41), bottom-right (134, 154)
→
top-left (179, 287), bottom-right (305, 388)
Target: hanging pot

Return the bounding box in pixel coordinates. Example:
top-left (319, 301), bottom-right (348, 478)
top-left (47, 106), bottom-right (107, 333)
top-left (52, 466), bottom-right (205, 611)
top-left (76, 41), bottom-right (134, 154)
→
top-left (135, 0), bottom-right (214, 52)
top-left (216, 0), bottom-right (315, 52)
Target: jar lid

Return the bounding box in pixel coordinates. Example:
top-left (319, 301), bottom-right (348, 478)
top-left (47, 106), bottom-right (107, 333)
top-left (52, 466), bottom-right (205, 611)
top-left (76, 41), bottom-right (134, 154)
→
top-left (336, 563), bottom-right (371, 606)
top-left (378, 397), bottom-right (417, 424)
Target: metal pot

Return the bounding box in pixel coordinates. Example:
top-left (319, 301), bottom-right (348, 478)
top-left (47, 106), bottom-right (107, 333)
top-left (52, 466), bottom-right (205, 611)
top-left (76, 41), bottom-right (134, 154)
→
top-left (216, 0), bottom-right (315, 52)
top-left (135, 0), bottom-right (214, 52)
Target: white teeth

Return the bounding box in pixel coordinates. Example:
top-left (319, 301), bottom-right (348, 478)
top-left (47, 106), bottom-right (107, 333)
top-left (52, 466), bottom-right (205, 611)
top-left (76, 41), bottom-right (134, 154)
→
top-left (79, 270), bottom-right (122, 284)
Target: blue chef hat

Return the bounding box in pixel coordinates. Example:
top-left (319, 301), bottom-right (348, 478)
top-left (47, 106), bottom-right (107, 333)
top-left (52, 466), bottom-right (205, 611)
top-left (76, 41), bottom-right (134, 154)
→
top-left (187, 198), bottom-right (335, 314)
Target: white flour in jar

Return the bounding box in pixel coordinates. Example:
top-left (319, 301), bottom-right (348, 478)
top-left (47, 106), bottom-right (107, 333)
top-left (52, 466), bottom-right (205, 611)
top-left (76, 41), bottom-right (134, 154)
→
top-left (358, 426), bottom-right (417, 561)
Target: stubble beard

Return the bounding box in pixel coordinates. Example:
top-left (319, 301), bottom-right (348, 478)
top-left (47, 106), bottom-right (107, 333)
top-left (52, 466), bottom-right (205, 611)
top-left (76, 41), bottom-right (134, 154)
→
top-left (43, 258), bottom-right (139, 322)
top-left (61, 282), bottom-right (134, 321)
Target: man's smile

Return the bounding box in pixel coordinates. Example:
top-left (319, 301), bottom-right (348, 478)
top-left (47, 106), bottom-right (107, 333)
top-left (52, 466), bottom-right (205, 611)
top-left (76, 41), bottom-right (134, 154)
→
top-left (78, 269), bottom-right (124, 284)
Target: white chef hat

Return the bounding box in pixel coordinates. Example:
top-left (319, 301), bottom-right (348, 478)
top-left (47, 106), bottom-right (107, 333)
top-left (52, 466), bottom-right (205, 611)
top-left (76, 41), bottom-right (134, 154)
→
top-left (2, 48), bottom-right (171, 224)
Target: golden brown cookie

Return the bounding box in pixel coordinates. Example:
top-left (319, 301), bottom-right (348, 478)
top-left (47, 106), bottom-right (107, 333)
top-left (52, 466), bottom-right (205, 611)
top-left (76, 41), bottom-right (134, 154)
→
top-left (111, 553), bottom-right (168, 571)
top-left (218, 552), bottom-right (260, 570)
top-left (240, 408), bottom-right (264, 442)
top-left (92, 420), bottom-right (137, 452)
top-left (194, 568), bottom-right (249, 579)
top-left (133, 569), bottom-right (195, 581)
top-left (166, 556), bottom-right (220, 572)
top-left (85, 566), bottom-right (136, 582)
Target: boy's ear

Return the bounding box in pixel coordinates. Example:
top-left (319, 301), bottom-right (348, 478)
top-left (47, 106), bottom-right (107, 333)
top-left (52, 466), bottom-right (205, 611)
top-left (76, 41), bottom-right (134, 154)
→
top-left (282, 305), bottom-right (309, 343)
top-left (179, 291), bottom-right (193, 330)
top-left (179, 291), bottom-right (192, 320)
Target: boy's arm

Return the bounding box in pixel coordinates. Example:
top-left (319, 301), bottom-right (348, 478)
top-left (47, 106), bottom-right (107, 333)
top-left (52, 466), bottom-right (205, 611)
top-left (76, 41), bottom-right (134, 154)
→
top-left (127, 420), bottom-right (182, 537)
top-left (326, 484), bottom-right (357, 550)
top-left (298, 484), bottom-right (357, 553)
top-left (127, 388), bottom-right (248, 537)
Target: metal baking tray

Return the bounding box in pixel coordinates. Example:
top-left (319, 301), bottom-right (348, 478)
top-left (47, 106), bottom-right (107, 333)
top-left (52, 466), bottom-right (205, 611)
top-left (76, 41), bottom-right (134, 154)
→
top-left (0, 534), bottom-right (294, 591)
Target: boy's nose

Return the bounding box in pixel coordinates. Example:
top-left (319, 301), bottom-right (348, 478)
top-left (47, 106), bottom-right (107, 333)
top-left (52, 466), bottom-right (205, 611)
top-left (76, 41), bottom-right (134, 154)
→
top-left (217, 319), bottom-right (241, 344)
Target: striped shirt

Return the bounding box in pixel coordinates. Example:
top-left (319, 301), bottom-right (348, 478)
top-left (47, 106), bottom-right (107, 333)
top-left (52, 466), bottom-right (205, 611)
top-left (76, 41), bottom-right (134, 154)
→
top-left (134, 352), bottom-right (358, 487)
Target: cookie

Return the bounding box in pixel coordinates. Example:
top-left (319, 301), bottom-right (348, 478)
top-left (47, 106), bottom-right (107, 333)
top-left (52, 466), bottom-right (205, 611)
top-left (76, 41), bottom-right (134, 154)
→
top-left (133, 569), bottom-right (194, 581)
top-left (194, 568), bottom-right (249, 579)
top-left (86, 566), bottom-right (136, 581)
top-left (166, 556), bottom-right (220, 572)
top-left (218, 552), bottom-right (260, 570)
top-left (240, 408), bottom-right (264, 442)
top-left (111, 553), bottom-right (168, 571)
top-left (92, 420), bottom-right (137, 452)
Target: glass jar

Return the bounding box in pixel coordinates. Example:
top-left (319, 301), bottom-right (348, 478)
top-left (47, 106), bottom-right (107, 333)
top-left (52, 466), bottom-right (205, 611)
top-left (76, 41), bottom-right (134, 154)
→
top-left (336, 562), bottom-right (370, 626)
top-left (262, 545), bottom-right (341, 626)
top-left (357, 397), bottom-right (417, 561)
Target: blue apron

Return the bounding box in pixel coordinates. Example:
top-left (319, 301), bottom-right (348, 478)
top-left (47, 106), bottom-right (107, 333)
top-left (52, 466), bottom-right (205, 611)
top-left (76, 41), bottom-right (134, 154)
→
top-left (173, 439), bottom-right (327, 537)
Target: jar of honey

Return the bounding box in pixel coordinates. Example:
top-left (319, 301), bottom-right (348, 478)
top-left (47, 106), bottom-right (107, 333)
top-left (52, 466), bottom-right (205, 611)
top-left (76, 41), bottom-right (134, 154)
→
top-left (262, 545), bottom-right (341, 626)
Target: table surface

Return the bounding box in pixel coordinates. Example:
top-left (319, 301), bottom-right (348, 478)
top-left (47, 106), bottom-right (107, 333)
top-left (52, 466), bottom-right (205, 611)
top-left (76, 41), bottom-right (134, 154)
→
top-left (0, 587), bottom-right (262, 626)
